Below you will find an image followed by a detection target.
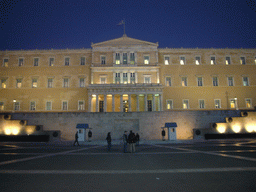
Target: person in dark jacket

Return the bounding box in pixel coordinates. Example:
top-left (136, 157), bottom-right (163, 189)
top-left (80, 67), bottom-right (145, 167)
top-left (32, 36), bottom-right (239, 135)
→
top-left (106, 132), bottom-right (111, 151)
top-left (135, 133), bottom-right (140, 146)
top-left (128, 130), bottom-right (136, 153)
top-left (88, 130), bottom-right (92, 142)
top-left (162, 129), bottom-right (166, 141)
top-left (73, 131), bottom-right (80, 146)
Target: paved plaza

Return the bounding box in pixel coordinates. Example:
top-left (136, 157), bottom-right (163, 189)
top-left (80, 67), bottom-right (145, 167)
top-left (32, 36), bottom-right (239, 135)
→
top-left (0, 139), bottom-right (256, 192)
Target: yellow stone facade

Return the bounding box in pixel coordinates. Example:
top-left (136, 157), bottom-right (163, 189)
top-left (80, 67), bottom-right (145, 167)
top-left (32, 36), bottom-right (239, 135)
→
top-left (0, 35), bottom-right (256, 113)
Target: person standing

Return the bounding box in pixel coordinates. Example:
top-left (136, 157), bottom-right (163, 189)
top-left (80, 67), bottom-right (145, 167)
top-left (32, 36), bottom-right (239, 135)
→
top-left (135, 133), bottom-right (140, 146)
top-left (88, 130), bottom-right (92, 142)
top-left (162, 129), bottom-right (166, 141)
top-left (106, 132), bottom-right (112, 151)
top-left (128, 130), bottom-right (136, 153)
top-left (73, 131), bottom-right (80, 146)
top-left (123, 131), bottom-right (128, 153)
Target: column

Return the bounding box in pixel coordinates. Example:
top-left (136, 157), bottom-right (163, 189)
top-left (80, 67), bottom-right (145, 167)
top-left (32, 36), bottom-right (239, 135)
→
top-left (128, 94), bottom-right (131, 112)
top-left (112, 94), bottom-right (115, 112)
top-left (159, 94), bottom-right (163, 111)
top-left (88, 94), bottom-right (92, 112)
top-left (96, 94), bottom-right (99, 112)
top-left (144, 94), bottom-right (147, 111)
top-left (104, 94), bottom-right (107, 112)
top-left (120, 94), bottom-right (123, 112)
top-left (137, 94), bottom-right (140, 112)
top-left (152, 94), bottom-right (156, 111)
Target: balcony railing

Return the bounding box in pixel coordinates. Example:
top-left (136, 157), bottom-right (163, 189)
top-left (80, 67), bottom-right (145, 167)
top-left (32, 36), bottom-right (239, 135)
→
top-left (91, 63), bottom-right (159, 67)
top-left (88, 83), bottom-right (162, 88)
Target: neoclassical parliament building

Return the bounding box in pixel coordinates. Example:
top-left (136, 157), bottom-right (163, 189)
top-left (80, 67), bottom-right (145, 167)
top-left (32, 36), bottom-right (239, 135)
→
top-left (0, 35), bottom-right (256, 113)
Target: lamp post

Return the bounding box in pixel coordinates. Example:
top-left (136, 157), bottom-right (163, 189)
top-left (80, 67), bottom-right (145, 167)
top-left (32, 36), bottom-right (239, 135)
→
top-left (13, 99), bottom-right (16, 113)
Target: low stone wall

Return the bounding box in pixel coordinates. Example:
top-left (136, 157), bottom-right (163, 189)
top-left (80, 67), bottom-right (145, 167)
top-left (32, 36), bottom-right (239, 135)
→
top-left (5, 110), bottom-right (244, 141)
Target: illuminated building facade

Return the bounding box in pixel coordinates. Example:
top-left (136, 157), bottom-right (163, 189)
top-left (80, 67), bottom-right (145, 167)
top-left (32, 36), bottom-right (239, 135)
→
top-left (0, 35), bottom-right (256, 113)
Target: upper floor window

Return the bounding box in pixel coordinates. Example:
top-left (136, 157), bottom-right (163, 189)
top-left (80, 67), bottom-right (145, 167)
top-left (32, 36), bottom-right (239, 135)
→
top-left (115, 73), bottom-right (120, 84)
top-left (144, 76), bottom-right (151, 83)
top-left (78, 100), bottom-right (85, 110)
top-left (211, 56), bottom-right (216, 65)
top-left (34, 58), bottom-right (39, 66)
top-left (3, 58), bottom-right (8, 67)
top-left (62, 101), bottom-right (68, 110)
top-left (123, 73), bottom-right (128, 84)
top-left (65, 57), bottom-right (70, 66)
top-left (242, 77), bottom-right (249, 86)
top-left (166, 100), bottom-right (173, 109)
top-left (181, 77), bottom-right (187, 86)
top-left (144, 56), bottom-right (149, 64)
top-left (199, 100), bottom-right (205, 109)
top-left (100, 77), bottom-right (106, 84)
top-left (48, 78), bottom-right (53, 88)
top-left (245, 98), bottom-right (252, 108)
top-left (230, 99), bottom-right (236, 109)
top-left (19, 58), bottom-right (24, 66)
top-left (164, 56), bottom-right (170, 65)
top-left (183, 100), bottom-right (189, 109)
top-left (165, 77), bottom-right (171, 86)
top-left (130, 53), bottom-right (135, 64)
top-left (1, 79), bottom-right (7, 88)
top-left (14, 102), bottom-right (20, 111)
top-left (227, 76), bottom-right (234, 86)
top-left (130, 73), bottom-right (135, 84)
top-left (180, 56), bottom-right (185, 65)
top-left (63, 78), bottom-right (69, 87)
top-left (213, 76), bottom-right (218, 86)
top-left (32, 78), bottom-right (38, 88)
top-left (123, 53), bottom-right (128, 64)
top-left (79, 78), bottom-right (85, 87)
top-left (214, 99), bottom-right (221, 109)
top-left (30, 101), bottom-right (36, 111)
top-left (226, 56), bottom-right (231, 65)
top-left (16, 79), bottom-right (22, 88)
top-left (115, 53), bottom-right (120, 64)
top-left (0, 102), bottom-right (4, 110)
top-left (195, 56), bottom-right (201, 65)
top-left (240, 57), bottom-right (246, 65)
top-left (80, 57), bottom-right (86, 65)
top-left (197, 77), bottom-right (203, 86)
top-left (49, 58), bottom-right (54, 66)
top-left (46, 101), bottom-right (52, 110)
top-left (101, 56), bottom-right (106, 64)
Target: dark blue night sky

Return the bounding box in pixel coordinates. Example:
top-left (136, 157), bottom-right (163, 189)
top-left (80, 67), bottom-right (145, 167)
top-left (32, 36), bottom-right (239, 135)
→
top-left (0, 0), bottom-right (256, 50)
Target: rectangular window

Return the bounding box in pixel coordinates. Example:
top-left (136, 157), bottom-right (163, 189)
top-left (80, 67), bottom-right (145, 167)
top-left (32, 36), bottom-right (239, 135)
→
top-left (240, 57), bottom-right (246, 65)
top-left (0, 102), bottom-right (4, 110)
top-left (130, 53), bottom-right (135, 64)
top-left (195, 56), bottom-right (200, 65)
top-left (1, 79), bottom-right (7, 88)
top-left (101, 56), bottom-right (106, 64)
top-left (65, 57), bottom-right (70, 66)
top-left (3, 58), bottom-right (8, 67)
top-left (213, 76), bottom-right (218, 86)
top-left (63, 78), bottom-right (69, 87)
top-left (183, 100), bottom-right (189, 109)
top-left (214, 99), bottom-right (221, 109)
top-left (115, 73), bottom-right (120, 84)
top-left (34, 58), bottom-right (39, 66)
top-left (62, 101), bottom-right (68, 110)
top-left (123, 53), bottom-right (127, 64)
top-left (245, 99), bottom-right (252, 108)
top-left (144, 77), bottom-right (151, 84)
top-left (243, 77), bottom-right (249, 86)
top-left (19, 58), bottom-right (24, 66)
top-left (99, 101), bottom-right (104, 112)
top-left (180, 56), bottom-right (185, 65)
top-left (181, 77), bottom-right (187, 86)
top-left (164, 56), bottom-right (170, 65)
top-left (230, 99), bottom-right (236, 109)
top-left (14, 102), bottom-right (20, 111)
top-left (100, 77), bottom-right (106, 84)
top-left (115, 53), bottom-right (120, 64)
top-left (123, 73), bottom-right (128, 84)
top-left (147, 100), bottom-right (152, 111)
top-left (199, 100), bottom-right (205, 109)
top-left (197, 77), bottom-right (203, 86)
top-left (144, 56), bottom-right (149, 64)
top-left (80, 57), bottom-right (86, 65)
top-left (78, 101), bottom-right (85, 110)
top-left (130, 73), bottom-right (135, 84)
top-left (211, 56), bottom-right (216, 65)
top-left (46, 101), bottom-right (52, 110)
top-left (48, 78), bottom-right (53, 88)
top-left (32, 78), bottom-right (38, 88)
top-left (49, 58), bottom-right (54, 66)
top-left (30, 101), bottom-right (36, 111)
top-left (165, 77), bottom-right (171, 86)
top-left (228, 77), bottom-right (234, 86)
top-left (79, 78), bottom-right (85, 87)
top-left (16, 79), bottom-right (22, 88)
top-left (166, 100), bottom-right (173, 109)
top-left (226, 56), bottom-right (231, 65)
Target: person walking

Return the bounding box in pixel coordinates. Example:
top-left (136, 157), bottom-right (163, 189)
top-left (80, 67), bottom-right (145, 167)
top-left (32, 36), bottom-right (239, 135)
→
top-left (123, 131), bottom-right (128, 153)
top-left (88, 130), bottom-right (92, 142)
top-left (128, 130), bottom-right (136, 153)
top-left (73, 131), bottom-right (80, 146)
top-left (106, 132), bottom-right (112, 151)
